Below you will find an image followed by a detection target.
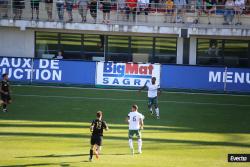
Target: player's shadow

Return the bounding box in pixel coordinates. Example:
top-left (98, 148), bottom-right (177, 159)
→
top-left (0, 162), bottom-right (72, 167)
top-left (16, 153), bottom-right (89, 159)
top-left (16, 153), bottom-right (127, 159)
top-left (0, 123), bottom-right (90, 129)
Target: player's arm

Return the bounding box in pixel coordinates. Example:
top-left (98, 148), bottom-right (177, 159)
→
top-left (126, 116), bottom-right (130, 124)
top-left (158, 88), bottom-right (162, 96)
top-left (90, 121), bottom-right (94, 132)
top-left (139, 118), bottom-right (144, 130)
top-left (0, 89), bottom-right (4, 94)
top-left (157, 84), bottom-right (162, 96)
top-left (0, 83), bottom-right (6, 94)
top-left (104, 121), bottom-right (109, 131)
top-left (139, 83), bottom-right (147, 93)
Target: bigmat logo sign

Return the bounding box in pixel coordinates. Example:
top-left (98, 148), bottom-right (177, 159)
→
top-left (96, 62), bottom-right (160, 87)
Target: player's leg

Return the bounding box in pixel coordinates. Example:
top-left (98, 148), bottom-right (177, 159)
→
top-left (94, 144), bottom-right (99, 159)
top-left (148, 98), bottom-right (153, 115)
top-left (1, 95), bottom-right (8, 112)
top-left (89, 136), bottom-right (95, 161)
top-left (128, 130), bottom-right (134, 155)
top-left (89, 145), bottom-right (94, 161)
top-left (154, 97), bottom-right (160, 119)
top-left (0, 100), bottom-right (3, 112)
top-left (136, 130), bottom-right (142, 154)
top-left (2, 102), bottom-right (7, 112)
top-left (3, 95), bottom-right (11, 112)
top-left (94, 136), bottom-right (102, 159)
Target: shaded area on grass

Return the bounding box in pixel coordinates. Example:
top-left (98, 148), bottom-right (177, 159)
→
top-left (1, 132), bottom-right (250, 148)
top-left (0, 162), bottom-right (74, 167)
top-left (0, 122), bottom-right (250, 133)
top-left (16, 153), bottom-right (127, 159)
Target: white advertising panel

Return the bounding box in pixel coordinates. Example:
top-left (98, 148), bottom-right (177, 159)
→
top-left (96, 62), bottom-right (161, 87)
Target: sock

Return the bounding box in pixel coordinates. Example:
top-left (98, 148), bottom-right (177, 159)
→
top-left (3, 104), bottom-right (6, 109)
top-left (149, 107), bottom-right (153, 113)
top-left (155, 108), bottom-right (159, 117)
top-left (89, 149), bottom-right (93, 159)
top-left (129, 139), bottom-right (133, 150)
top-left (138, 139), bottom-right (142, 152)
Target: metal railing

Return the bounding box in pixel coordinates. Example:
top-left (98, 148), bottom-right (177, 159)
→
top-left (0, 0), bottom-right (250, 27)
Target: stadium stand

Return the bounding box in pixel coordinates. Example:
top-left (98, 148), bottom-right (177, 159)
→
top-left (0, 0), bottom-right (249, 25)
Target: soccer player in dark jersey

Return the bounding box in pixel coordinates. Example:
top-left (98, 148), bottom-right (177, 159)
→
top-left (0, 74), bottom-right (12, 112)
top-left (89, 111), bottom-right (108, 162)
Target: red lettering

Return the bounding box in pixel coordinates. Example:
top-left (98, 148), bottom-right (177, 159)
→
top-left (148, 65), bottom-right (153, 75)
top-left (139, 66), bottom-right (148, 74)
top-left (126, 64), bottom-right (154, 75)
top-left (125, 64), bottom-right (138, 74)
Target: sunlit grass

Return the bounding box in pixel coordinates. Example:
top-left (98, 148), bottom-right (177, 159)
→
top-left (0, 86), bottom-right (249, 167)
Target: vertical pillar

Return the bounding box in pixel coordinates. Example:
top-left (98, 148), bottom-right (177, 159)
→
top-left (176, 37), bottom-right (183, 64)
top-left (189, 36), bottom-right (197, 65)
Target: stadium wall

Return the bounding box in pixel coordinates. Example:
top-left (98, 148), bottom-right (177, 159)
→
top-left (0, 57), bottom-right (249, 93)
top-left (0, 27), bottom-right (34, 58)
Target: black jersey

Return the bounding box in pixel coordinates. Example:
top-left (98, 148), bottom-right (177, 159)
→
top-left (1, 80), bottom-right (10, 93)
top-left (91, 119), bottom-right (108, 136)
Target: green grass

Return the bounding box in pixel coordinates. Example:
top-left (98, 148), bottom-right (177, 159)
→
top-left (0, 85), bottom-right (250, 167)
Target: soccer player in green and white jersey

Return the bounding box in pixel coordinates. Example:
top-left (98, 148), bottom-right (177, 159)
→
top-left (139, 77), bottom-right (162, 119)
top-left (126, 104), bottom-right (144, 155)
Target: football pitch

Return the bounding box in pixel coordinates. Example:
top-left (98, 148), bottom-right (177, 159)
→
top-left (0, 85), bottom-right (250, 167)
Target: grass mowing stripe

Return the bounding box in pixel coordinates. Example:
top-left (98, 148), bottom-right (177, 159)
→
top-left (13, 93), bottom-right (250, 107)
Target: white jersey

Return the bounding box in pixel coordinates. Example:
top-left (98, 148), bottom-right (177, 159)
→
top-left (146, 82), bottom-right (160, 98)
top-left (128, 111), bottom-right (143, 130)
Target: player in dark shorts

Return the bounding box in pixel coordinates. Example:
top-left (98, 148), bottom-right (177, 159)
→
top-left (0, 74), bottom-right (12, 112)
top-left (102, 0), bottom-right (111, 23)
top-left (90, 0), bottom-right (97, 23)
top-left (30, 0), bottom-right (40, 20)
top-left (89, 111), bottom-right (109, 161)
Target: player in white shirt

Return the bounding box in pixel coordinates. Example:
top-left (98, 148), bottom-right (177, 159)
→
top-left (139, 77), bottom-right (161, 119)
top-left (126, 104), bottom-right (144, 155)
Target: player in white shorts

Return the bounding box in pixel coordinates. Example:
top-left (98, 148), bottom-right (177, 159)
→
top-left (126, 104), bottom-right (144, 155)
top-left (139, 77), bottom-right (161, 119)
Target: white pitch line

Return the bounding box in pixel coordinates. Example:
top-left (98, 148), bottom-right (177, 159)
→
top-left (13, 94), bottom-right (250, 107)
top-left (13, 85), bottom-right (250, 97)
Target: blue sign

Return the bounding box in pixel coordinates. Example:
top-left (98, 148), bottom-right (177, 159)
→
top-left (1, 57), bottom-right (249, 92)
top-left (223, 67), bottom-right (250, 92)
top-left (0, 57), bottom-right (33, 82)
top-left (0, 57), bottom-right (96, 85)
top-left (161, 65), bottom-right (250, 92)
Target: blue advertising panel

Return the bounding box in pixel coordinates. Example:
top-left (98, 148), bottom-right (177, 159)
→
top-left (225, 68), bottom-right (250, 92)
top-left (32, 59), bottom-right (96, 84)
top-left (161, 65), bottom-right (226, 91)
top-left (0, 57), bottom-right (33, 82)
top-left (0, 57), bottom-right (96, 85)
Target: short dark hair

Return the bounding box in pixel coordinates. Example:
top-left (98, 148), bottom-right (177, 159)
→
top-left (2, 73), bottom-right (8, 78)
top-left (132, 104), bottom-right (138, 110)
top-left (152, 77), bottom-right (156, 80)
top-left (96, 111), bottom-right (103, 118)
